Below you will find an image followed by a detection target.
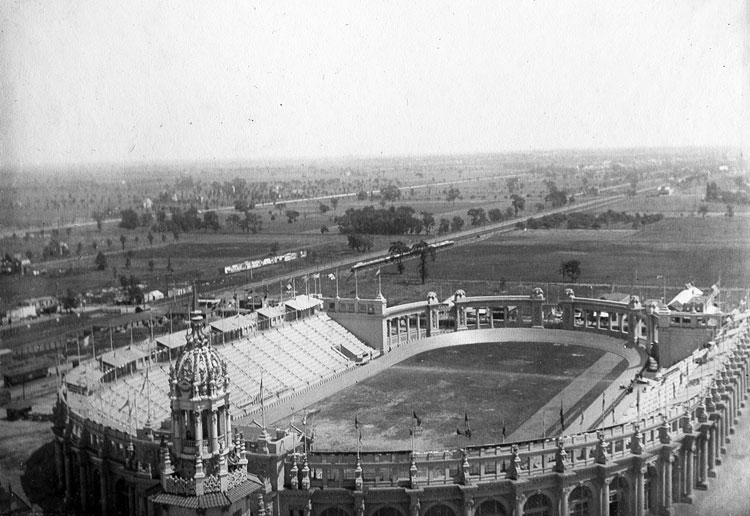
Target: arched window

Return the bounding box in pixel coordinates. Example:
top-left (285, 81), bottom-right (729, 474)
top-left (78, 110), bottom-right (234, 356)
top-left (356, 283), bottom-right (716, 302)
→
top-left (609, 477), bottom-right (629, 516)
top-left (372, 507), bottom-right (405, 516)
top-left (476, 500), bottom-right (507, 516)
top-left (424, 504), bottom-right (456, 516)
top-left (320, 508), bottom-right (348, 516)
top-left (568, 485), bottom-right (592, 516)
top-left (524, 494), bottom-right (551, 516)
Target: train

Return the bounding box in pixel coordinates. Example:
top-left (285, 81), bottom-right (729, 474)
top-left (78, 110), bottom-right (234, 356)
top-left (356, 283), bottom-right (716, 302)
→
top-left (350, 239), bottom-right (455, 273)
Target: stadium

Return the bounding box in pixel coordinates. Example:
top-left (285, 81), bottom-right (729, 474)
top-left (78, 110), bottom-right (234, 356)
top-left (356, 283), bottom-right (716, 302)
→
top-left (53, 285), bottom-right (750, 516)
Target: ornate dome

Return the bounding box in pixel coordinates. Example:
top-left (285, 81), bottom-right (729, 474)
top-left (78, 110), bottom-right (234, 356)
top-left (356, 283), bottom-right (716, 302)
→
top-left (171, 308), bottom-right (229, 399)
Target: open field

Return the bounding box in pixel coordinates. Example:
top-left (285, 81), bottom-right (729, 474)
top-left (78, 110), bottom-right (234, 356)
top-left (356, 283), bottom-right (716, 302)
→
top-left (296, 342), bottom-right (610, 451)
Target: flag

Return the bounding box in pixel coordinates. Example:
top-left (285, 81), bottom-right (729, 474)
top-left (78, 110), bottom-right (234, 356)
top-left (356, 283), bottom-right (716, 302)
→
top-left (375, 269), bottom-right (381, 276)
top-left (464, 412), bottom-right (469, 424)
top-left (328, 273), bottom-right (336, 281)
top-left (466, 428), bottom-right (472, 438)
top-left (502, 421), bottom-right (507, 439)
top-left (302, 413), bottom-right (307, 426)
top-left (140, 368), bottom-right (148, 393)
top-left (358, 430), bottom-right (363, 445)
top-left (286, 282), bottom-right (292, 291)
top-left (602, 392), bottom-right (606, 413)
top-left (409, 427), bottom-right (414, 436)
top-left (559, 399), bottom-right (565, 431)
top-left (290, 423), bottom-right (302, 433)
top-left (255, 377), bottom-right (265, 405)
top-left (355, 415), bottom-right (360, 429)
top-left (312, 273), bottom-right (320, 279)
top-left (580, 411), bottom-right (584, 425)
top-left (120, 398), bottom-right (130, 412)
top-left (456, 427), bottom-right (464, 436)
top-left (413, 411), bottom-right (422, 427)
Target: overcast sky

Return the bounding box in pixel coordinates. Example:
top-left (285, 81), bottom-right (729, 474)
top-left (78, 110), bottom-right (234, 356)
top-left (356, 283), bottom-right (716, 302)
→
top-left (0, 1), bottom-right (746, 169)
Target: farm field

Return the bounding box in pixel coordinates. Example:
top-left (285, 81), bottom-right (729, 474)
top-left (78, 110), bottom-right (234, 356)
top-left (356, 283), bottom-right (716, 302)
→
top-left (357, 216), bottom-right (750, 305)
top-left (299, 341), bottom-right (612, 451)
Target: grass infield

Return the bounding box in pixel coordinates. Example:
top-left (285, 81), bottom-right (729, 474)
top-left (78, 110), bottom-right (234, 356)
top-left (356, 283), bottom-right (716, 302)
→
top-left (297, 341), bottom-right (613, 451)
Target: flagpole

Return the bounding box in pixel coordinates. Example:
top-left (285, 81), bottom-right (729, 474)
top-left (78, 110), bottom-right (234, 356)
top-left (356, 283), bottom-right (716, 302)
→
top-left (378, 270), bottom-right (382, 297)
top-left (355, 270), bottom-right (359, 298)
top-left (336, 269), bottom-right (340, 298)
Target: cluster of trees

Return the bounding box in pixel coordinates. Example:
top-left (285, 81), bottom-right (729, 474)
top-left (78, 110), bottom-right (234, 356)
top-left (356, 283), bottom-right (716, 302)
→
top-left (389, 240), bottom-right (437, 284)
top-left (705, 181), bottom-right (748, 205)
top-left (226, 212), bottom-right (263, 233)
top-left (544, 181), bottom-right (571, 208)
top-left (335, 205), bottom-right (425, 235)
top-left (517, 210), bottom-right (664, 230)
top-left (120, 206), bottom-right (223, 234)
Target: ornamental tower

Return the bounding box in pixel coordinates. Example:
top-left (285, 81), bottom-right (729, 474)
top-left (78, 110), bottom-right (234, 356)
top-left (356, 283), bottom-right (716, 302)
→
top-left (166, 298), bottom-right (235, 494)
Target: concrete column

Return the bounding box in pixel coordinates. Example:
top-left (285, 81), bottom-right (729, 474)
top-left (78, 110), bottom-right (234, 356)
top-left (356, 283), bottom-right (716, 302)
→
top-left (79, 457), bottom-right (87, 512)
top-left (685, 446), bottom-right (694, 498)
top-left (635, 468), bottom-right (645, 516)
top-left (386, 319), bottom-right (392, 346)
top-left (489, 308), bottom-right (494, 328)
top-left (415, 314), bottom-right (421, 337)
top-left (64, 450), bottom-right (72, 500)
top-left (559, 486), bottom-right (570, 516)
top-left (99, 467), bottom-right (108, 516)
top-left (514, 494), bottom-right (526, 516)
top-left (225, 404), bottom-right (232, 444)
top-left (698, 435), bottom-right (708, 488)
top-left (211, 411), bottom-right (219, 453)
top-left (195, 410), bottom-right (203, 451)
top-left (475, 309), bottom-right (480, 329)
top-left (405, 316), bottom-right (410, 342)
top-left (663, 457), bottom-right (672, 511)
top-left (54, 439), bottom-right (64, 491)
top-left (600, 479), bottom-right (610, 516)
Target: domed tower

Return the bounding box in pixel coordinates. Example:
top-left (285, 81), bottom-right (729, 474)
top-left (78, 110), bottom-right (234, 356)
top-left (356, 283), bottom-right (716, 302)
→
top-left (167, 300), bottom-right (233, 494)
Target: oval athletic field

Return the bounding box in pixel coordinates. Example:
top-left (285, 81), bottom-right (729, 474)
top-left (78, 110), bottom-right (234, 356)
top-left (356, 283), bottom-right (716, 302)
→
top-left (272, 336), bottom-right (634, 451)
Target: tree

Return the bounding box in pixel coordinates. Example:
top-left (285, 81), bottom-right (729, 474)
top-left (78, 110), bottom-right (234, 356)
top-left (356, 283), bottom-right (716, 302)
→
top-left (511, 194), bottom-right (526, 215)
top-left (381, 184), bottom-right (401, 203)
top-left (446, 186), bottom-right (461, 205)
top-left (120, 234), bottom-right (127, 250)
top-left (726, 204), bottom-right (735, 218)
top-left (106, 238), bottom-right (112, 250)
top-left (95, 251), bottom-right (108, 271)
top-left (119, 208), bottom-right (139, 229)
top-left (269, 242), bottom-right (280, 256)
top-left (61, 288), bottom-right (79, 311)
top-left (488, 208), bottom-right (503, 223)
top-left (451, 216), bottom-right (465, 232)
top-left (203, 211), bottom-right (221, 231)
top-left (134, 235), bottom-right (139, 246)
top-left (92, 211), bottom-right (105, 232)
top-left (240, 212), bottom-right (262, 233)
top-left (389, 240), bottom-right (411, 274)
top-left (147, 232), bottom-right (154, 245)
top-left (148, 259), bottom-right (155, 274)
top-left (226, 213), bottom-right (241, 229)
top-left (330, 198), bottom-right (340, 212)
top-left (320, 225), bottom-right (329, 234)
top-left (421, 212), bottom-right (435, 235)
top-left (76, 242), bottom-right (83, 257)
top-left (285, 209), bottom-right (300, 223)
top-left (412, 240), bottom-right (436, 285)
top-left (506, 177), bottom-right (520, 195)
top-left (698, 205), bottom-right (709, 219)
top-left (347, 234), bottom-right (373, 252)
top-left (437, 217), bottom-right (451, 234)
top-left (234, 199), bottom-right (249, 212)
top-left (560, 260), bottom-right (581, 282)
top-left (319, 203), bottom-right (331, 215)
top-left (356, 190), bottom-right (368, 201)
top-left (91, 241), bottom-right (98, 252)
top-left (467, 208), bottom-right (487, 226)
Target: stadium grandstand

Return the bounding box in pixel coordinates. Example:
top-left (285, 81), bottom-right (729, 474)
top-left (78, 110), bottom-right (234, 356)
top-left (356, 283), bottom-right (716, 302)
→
top-left (50, 286), bottom-right (750, 516)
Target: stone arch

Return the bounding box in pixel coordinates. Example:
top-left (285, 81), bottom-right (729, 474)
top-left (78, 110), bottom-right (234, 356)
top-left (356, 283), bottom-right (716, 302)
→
top-left (319, 507), bottom-right (351, 516)
top-left (523, 493), bottom-right (552, 516)
top-left (423, 502), bottom-right (457, 516)
top-left (370, 506), bottom-right (407, 516)
top-left (609, 475), bottom-right (630, 516)
top-left (567, 484), bottom-right (593, 516)
top-left (475, 498), bottom-right (509, 516)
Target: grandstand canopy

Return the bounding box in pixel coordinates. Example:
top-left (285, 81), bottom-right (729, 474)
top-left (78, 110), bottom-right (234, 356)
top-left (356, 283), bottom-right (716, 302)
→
top-left (156, 332), bottom-right (188, 351)
top-left (100, 347), bottom-right (147, 369)
top-left (256, 305), bottom-right (286, 320)
top-left (209, 313), bottom-right (258, 334)
top-left (284, 295), bottom-right (322, 313)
